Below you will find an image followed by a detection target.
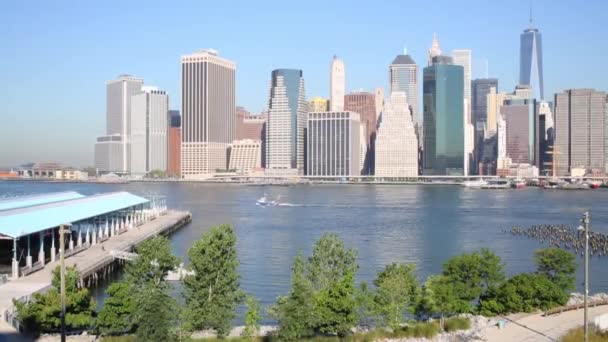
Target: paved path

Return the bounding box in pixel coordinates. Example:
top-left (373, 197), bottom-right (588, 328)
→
top-left (0, 211), bottom-right (190, 339)
top-left (483, 305), bottom-right (608, 341)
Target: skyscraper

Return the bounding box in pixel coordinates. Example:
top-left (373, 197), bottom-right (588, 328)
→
top-left (374, 87), bottom-right (384, 119)
top-left (130, 87), bottom-right (169, 176)
top-left (180, 49), bottom-right (236, 178)
top-left (375, 92), bottom-right (418, 177)
top-left (307, 111), bottom-right (360, 176)
top-left (471, 79), bottom-right (498, 130)
top-left (167, 110), bottom-right (181, 178)
top-left (554, 89), bottom-right (607, 176)
top-left (472, 78), bottom-right (498, 172)
top-left (428, 33), bottom-right (442, 66)
top-left (452, 49), bottom-right (472, 119)
top-left (94, 74), bottom-right (143, 174)
top-left (501, 98), bottom-right (536, 165)
top-left (330, 56), bottom-right (345, 111)
top-left (345, 91), bottom-right (377, 175)
top-left (265, 69), bottom-right (308, 175)
top-left (389, 51), bottom-right (419, 123)
top-left (519, 19), bottom-right (544, 99)
top-left (536, 101), bottom-right (554, 175)
top-left (423, 55), bottom-right (465, 175)
top-left (486, 86), bottom-right (506, 136)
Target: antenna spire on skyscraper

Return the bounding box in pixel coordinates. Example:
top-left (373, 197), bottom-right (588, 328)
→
top-left (529, 0), bottom-right (533, 27)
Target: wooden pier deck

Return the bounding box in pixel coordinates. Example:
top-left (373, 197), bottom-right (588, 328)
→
top-left (0, 210), bottom-right (191, 336)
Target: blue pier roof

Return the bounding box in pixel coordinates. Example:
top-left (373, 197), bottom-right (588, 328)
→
top-left (0, 191), bottom-right (85, 212)
top-left (0, 192), bottom-right (149, 239)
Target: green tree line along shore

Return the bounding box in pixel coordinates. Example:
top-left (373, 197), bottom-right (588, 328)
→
top-left (14, 225), bottom-right (580, 341)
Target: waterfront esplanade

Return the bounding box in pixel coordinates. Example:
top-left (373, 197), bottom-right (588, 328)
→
top-left (0, 191), bottom-right (165, 279)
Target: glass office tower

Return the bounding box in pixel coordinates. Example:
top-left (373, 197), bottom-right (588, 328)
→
top-left (423, 56), bottom-right (465, 175)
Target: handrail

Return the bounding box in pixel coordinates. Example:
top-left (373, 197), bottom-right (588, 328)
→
top-left (543, 299), bottom-right (608, 316)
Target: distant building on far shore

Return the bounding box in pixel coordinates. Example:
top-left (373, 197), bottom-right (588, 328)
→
top-left (375, 92), bottom-right (418, 177)
top-left (308, 97), bottom-right (329, 112)
top-left (180, 49), bottom-right (236, 178)
top-left (554, 89), bottom-right (607, 176)
top-left (229, 139), bottom-right (261, 175)
top-left (306, 111), bottom-right (360, 177)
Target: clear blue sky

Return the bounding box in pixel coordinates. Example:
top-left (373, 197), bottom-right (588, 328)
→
top-left (1, 0), bottom-right (606, 167)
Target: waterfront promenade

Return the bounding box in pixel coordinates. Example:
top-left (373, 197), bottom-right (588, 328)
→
top-left (482, 305), bottom-right (608, 341)
top-left (0, 210), bottom-right (191, 337)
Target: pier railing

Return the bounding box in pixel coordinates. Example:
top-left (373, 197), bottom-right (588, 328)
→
top-left (543, 299), bottom-right (608, 316)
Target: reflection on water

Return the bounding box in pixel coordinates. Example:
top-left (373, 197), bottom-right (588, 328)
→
top-left (2, 181), bottom-right (608, 320)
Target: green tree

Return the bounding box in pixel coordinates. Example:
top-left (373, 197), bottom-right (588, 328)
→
top-left (315, 268), bottom-right (357, 336)
top-left (242, 295), bottom-right (262, 338)
top-left (96, 282), bottom-right (137, 335)
top-left (135, 284), bottom-right (176, 342)
top-left (534, 247), bottom-right (577, 293)
top-left (272, 233), bottom-right (359, 339)
top-left (182, 224), bottom-right (243, 338)
top-left (442, 248), bottom-right (505, 312)
top-left (416, 275), bottom-right (463, 330)
top-left (307, 233), bottom-right (357, 291)
top-left (125, 237), bottom-right (179, 340)
top-left (372, 263), bottom-right (419, 331)
top-left (479, 273), bottom-right (568, 315)
top-left (355, 282), bottom-right (375, 328)
top-left (14, 266), bottom-right (95, 334)
top-left (270, 253), bottom-right (316, 341)
top-left (126, 236), bottom-right (180, 287)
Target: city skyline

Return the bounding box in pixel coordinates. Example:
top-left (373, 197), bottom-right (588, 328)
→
top-left (2, 0), bottom-right (608, 166)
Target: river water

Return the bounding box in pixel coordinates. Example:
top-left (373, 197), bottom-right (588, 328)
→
top-left (2, 181), bottom-right (607, 315)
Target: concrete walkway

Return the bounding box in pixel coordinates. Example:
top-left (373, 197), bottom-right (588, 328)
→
top-left (483, 305), bottom-right (608, 341)
top-left (0, 211), bottom-right (190, 339)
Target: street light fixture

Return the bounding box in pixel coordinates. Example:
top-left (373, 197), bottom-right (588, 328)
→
top-left (59, 223), bottom-right (72, 342)
top-left (577, 211), bottom-right (590, 342)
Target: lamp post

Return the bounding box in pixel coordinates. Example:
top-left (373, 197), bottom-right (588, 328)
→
top-left (577, 212), bottom-right (590, 342)
top-left (59, 223), bottom-right (72, 342)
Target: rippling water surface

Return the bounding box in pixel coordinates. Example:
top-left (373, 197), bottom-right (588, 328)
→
top-left (2, 181), bottom-right (607, 318)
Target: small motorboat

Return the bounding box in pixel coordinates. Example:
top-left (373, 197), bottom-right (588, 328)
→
top-left (256, 193), bottom-right (277, 207)
top-left (481, 180), bottom-right (511, 189)
top-left (511, 179), bottom-right (527, 189)
top-left (462, 180), bottom-right (488, 188)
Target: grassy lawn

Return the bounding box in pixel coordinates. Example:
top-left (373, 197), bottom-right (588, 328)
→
top-left (560, 326), bottom-right (608, 342)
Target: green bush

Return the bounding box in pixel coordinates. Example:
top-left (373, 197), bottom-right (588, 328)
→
top-left (444, 317), bottom-right (471, 332)
top-left (385, 322), bottom-right (440, 339)
top-left (560, 326), bottom-right (608, 342)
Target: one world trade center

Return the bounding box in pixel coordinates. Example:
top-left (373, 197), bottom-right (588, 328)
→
top-left (519, 17), bottom-right (544, 100)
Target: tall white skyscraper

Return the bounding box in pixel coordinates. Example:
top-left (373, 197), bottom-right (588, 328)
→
top-left (389, 50), bottom-right (419, 124)
top-left (180, 49), bottom-right (236, 178)
top-left (330, 56), bottom-right (345, 111)
top-left (130, 86), bottom-right (168, 176)
top-left (452, 49), bottom-right (472, 120)
top-left (265, 69), bottom-right (308, 175)
top-left (375, 92), bottom-right (418, 177)
top-left (95, 75), bottom-right (143, 174)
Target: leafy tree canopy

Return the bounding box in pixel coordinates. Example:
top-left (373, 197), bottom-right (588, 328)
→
top-left (534, 247), bottom-right (577, 293)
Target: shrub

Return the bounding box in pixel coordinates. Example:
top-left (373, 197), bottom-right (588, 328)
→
top-left (560, 326), bottom-right (608, 342)
top-left (444, 317), bottom-right (471, 332)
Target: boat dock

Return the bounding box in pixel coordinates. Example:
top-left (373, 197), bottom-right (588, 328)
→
top-left (0, 192), bottom-right (191, 336)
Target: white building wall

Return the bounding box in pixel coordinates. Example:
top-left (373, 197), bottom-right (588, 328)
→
top-left (330, 56), bottom-right (345, 111)
top-left (375, 92), bottom-right (418, 177)
top-left (148, 90), bottom-right (168, 172)
top-left (130, 92), bottom-right (147, 176)
top-left (307, 112), bottom-right (360, 176)
top-left (229, 139), bottom-right (261, 174)
top-left (180, 49), bottom-right (235, 178)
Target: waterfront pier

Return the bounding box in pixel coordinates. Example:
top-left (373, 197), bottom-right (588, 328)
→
top-left (0, 191), bottom-right (191, 334)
